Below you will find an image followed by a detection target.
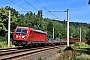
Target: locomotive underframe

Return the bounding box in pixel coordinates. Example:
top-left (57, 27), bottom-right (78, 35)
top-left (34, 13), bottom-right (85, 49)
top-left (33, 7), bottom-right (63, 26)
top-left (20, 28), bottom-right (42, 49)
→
top-left (13, 40), bottom-right (46, 47)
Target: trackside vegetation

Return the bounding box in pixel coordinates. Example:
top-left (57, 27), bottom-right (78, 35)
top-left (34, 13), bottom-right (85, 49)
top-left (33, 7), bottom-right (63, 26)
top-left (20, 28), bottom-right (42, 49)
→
top-left (0, 6), bottom-right (90, 48)
top-left (55, 42), bottom-right (90, 60)
top-left (38, 56), bottom-right (42, 60)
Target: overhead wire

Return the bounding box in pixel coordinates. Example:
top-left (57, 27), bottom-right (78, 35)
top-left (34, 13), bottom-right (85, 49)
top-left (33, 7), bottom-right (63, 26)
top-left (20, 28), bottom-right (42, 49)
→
top-left (35, 0), bottom-right (60, 19)
top-left (8, 0), bottom-right (60, 19)
top-left (24, 0), bottom-right (47, 18)
top-left (8, 0), bottom-right (27, 11)
top-left (24, 0), bottom-right (38, 11)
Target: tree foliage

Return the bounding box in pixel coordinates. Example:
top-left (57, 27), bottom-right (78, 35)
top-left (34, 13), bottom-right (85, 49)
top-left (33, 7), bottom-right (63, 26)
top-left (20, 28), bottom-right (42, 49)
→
top-left (0, 6), bottom-right (18, 37)
top-left (86, 26), bottom-right (90, 44)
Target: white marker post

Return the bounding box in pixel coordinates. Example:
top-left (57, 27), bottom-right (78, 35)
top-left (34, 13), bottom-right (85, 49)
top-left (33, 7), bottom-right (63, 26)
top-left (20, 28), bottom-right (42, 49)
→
top-left (67, 9), bottom-right (69, 47)
top-left (80, 27), bottom-right (81, 42)
top-left (53, 27), bottom-right (54, 41)
top-left (49, 9), bottom-right (70, 46)
top-left (8, 10), bottom-right (11, 47)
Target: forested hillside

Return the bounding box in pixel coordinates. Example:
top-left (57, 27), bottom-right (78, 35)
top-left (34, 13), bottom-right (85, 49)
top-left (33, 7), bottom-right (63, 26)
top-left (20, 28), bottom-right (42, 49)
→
top-left (0, 6), bottom-right (90, 43)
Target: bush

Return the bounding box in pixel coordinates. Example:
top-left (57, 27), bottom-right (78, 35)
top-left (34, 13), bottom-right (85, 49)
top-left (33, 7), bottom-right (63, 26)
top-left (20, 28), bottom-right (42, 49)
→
top-left (0, 41), bottom-right (14, 48)
top-left (64, 46), bottom-right (74, 51)
top-left (74, 42), bottom-right (90, 48)
top-left (0, 41), bottom-right (8, 48)
top-left (0, 35), bottom-right (15, 48)
top-left (0, 36), bottom-right (7, 42)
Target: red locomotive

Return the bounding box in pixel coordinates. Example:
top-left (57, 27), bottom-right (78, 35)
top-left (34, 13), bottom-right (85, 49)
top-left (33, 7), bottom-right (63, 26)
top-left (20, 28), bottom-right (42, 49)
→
top-left (13, 26), bottom-right (64, 47)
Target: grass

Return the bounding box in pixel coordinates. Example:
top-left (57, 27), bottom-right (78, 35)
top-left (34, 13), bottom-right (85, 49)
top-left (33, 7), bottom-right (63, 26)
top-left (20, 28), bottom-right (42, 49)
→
top-left (57, 49), bottom-right (63, 53)
top-left (0, 35), bottom-right (15, 48)
top-left (0, 41), bottom-right (7, 48)
top-left (38, 56), bottom-right (42, 60)
top-left (0, 41), bottom-right (15, 48)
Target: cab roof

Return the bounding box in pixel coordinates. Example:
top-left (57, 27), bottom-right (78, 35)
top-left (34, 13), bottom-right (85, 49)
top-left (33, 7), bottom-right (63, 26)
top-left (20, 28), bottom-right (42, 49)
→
top-left (16, 26), bottom-right (47, 34)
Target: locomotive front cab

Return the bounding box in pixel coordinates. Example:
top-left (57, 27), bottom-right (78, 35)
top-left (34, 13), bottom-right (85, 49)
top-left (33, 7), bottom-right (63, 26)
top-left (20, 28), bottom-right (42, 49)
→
top-left (13, 27), bottom-right (29, 46)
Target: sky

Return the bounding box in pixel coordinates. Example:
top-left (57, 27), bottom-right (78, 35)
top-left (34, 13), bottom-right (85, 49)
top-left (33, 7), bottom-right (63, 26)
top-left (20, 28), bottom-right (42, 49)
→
top-left (0, 0), bottom-right (90, 23)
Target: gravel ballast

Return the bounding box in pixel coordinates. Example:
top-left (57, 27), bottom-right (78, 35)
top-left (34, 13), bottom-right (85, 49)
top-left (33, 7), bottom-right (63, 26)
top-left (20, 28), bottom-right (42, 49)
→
top-left (16, 47), bottom-right (65, 60)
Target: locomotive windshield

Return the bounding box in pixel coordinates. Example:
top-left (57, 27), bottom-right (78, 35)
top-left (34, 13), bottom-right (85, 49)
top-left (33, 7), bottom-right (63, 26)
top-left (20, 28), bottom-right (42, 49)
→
top-left (16, 28), bottom-right (27, 34)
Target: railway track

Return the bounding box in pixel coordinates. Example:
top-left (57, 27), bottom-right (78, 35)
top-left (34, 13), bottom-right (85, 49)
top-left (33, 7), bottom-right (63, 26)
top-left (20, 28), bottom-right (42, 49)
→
top-left (0, 45), bottom-right (65, 60)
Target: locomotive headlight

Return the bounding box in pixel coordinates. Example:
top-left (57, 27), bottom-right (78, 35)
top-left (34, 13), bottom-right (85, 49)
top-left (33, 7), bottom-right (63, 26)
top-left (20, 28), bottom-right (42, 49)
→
top-left (16, 35), bottom-right (18, 38)
top-left (22, 36), bottom-right (24, 38)
top-left (22, 36), bottom-right (26, 39)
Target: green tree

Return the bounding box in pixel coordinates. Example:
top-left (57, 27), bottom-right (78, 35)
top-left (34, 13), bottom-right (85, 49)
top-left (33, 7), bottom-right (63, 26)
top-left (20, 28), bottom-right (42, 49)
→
top-left (47, 21), bottom-right (53, 38)
top-left (0, 6), bottom-right (18, 37)
top-left (86, 25), bottom-right (90, 44)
